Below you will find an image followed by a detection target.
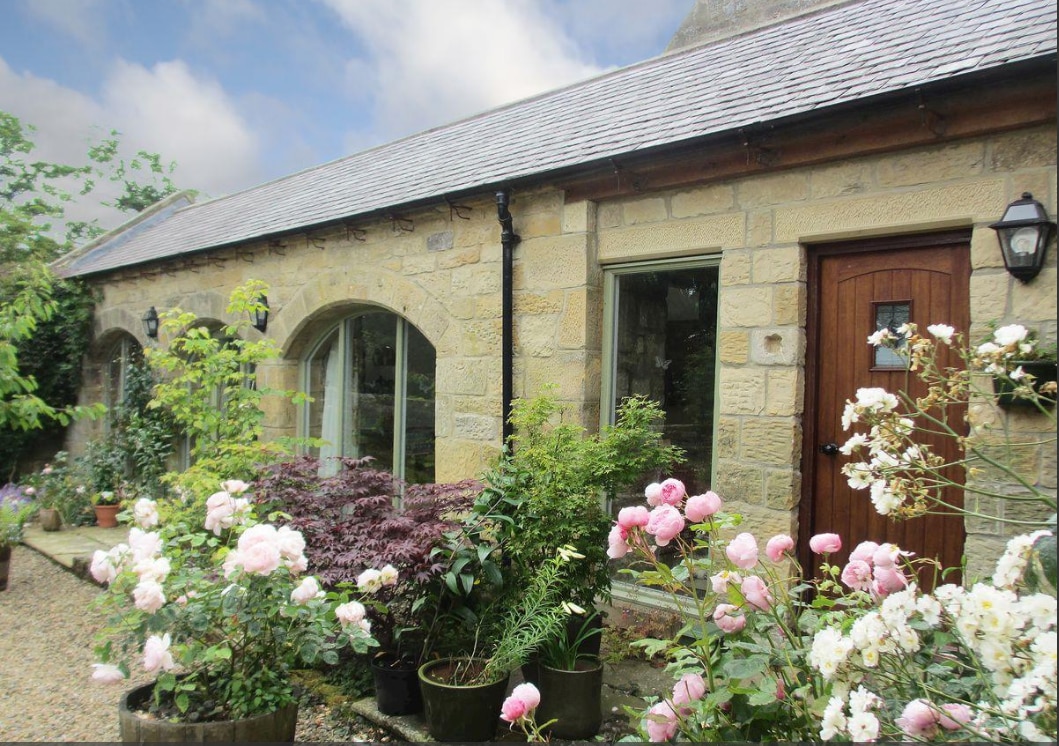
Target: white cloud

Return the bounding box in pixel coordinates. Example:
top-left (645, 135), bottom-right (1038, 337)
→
top-left (18, 0), bottom-right (110, 50)
top-left (0, 55), bottom-right (263, 233)
top-left (321, 0), bottom-right (608, 150)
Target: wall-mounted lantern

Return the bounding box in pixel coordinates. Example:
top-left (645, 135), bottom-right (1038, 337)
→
top-left (989, 192), bottom-right (1056, 282)
top-left (250, 295), bottom-right (269, 333)
top-left (142, 306), bottom-right (159, 339)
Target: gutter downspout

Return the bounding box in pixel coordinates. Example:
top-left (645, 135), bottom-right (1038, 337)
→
top-left (496, 190), bottom-right (520, 443)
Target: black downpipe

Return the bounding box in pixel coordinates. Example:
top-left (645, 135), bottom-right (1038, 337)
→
top-left (496, 190), bottom-right (520, 443)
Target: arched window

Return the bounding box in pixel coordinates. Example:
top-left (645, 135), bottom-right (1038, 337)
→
top-left (303, 310), bottom-right (436, 483)
top-left (102, 334), bottom-right (143, 430)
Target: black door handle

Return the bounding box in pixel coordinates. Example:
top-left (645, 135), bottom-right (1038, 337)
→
top-left (819, 442), bottom-right (839, 456)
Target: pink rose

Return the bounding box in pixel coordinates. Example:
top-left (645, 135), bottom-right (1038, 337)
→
top-left (657, 478), bottom-right (686, 506)
top-left (607, 524), bottom-right (631, 559)
top-left (872, 565), bottom-right (907, 596)
top-left (671, 673), bottom-right (706, 707)
top-left (133, 498), bottom-right (160, 529)
top-left (710, 570), bottom-right (741, 593)
top-left (644, 701), bottom-right (678, 742)
top-left (335, 601), bottom-right (366, 625)
top-left (713, 604), bottom-right (746, 634)
top-left (237, 541), bottom-right (282, 576)
top-left (645, 482), bottom-right (663, 506)
top-left (872, 542), bottom-right (911, 569)
top-left (618, 505), bottom-right (650, 529)
top-left (128, 528), bottom-right (163, 563)
top-left (645, 504), bottom-right (684, 546)
top-left (220, 479), bottom-right (250, 495)
top-left (291, 576), bottom-right (322, 605)
top-left (90, 550), bottom-right (118, 585)
top-left (849, 540), bottom-right (880, 564)
top-left (133, 579), bottom-right (166, 613)
top-left (938, 703), bottom-right (972, 730)
top-left (510, 682), bottom-right (540, 710)
top-left (740, 575), bottom-right (773, 610)
top-left (765, 534), bottom-right (794, 562)
top-left (357, 568), bottom-right (384, 593)
top-left (142, 634), bottom-right (175, 673)
top-left (725, 532), bottom-right (759, 569)
top-left (809, 533), bottom-right (842, 554)
top-left (840, 559), bottom-right (873, 591)
top-left (896, 699), bottom-right (939, 739)
top-left (500, 695), bottom-right (528, 723)
top-left (684, 492), bottom-right (722, 522)
top-left (91, 663), bottom-right (126, 684)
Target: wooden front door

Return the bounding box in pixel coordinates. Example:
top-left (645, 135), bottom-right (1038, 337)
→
top-left (801, 231), bottom-right (971, 585)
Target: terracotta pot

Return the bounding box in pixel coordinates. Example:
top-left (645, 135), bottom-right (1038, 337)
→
top-left (38, 508), bottom-right (62, 532)
top-left (94, 503), bottom-right (121, 528)
top-left (0, 545), bottom-right (11, 592)
top-left (418, 657), bottom-right (509, 741)
top-left (118, 682), bottom-right (298, 743)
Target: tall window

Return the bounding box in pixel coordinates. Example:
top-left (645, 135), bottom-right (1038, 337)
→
top-left (103, 334), bottom-right (143, 430)
top-left (303, 310), bottom-right (436, 483)
top-left (602, 258), bottom-right (720, 519)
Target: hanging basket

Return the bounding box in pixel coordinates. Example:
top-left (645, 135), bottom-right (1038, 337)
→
top-left (993, 361), bottom-right (1058, 409)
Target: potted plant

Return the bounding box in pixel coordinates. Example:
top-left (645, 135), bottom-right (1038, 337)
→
top-left (417, 547), bottom-right (576, 742)
top-left (90, 479), bottom-right (378, 742)
top-left (531, 609), bottom-right (606, 740)
top-left (92, 488), bottom-right (122, 528)
top-left (977, 323), bottom-right (1057, 409)
top-left (0, 483), bottom-right (36, 591)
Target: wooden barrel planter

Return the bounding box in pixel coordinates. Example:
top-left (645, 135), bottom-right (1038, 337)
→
top-left (118, 683), bottom-right (298, 743)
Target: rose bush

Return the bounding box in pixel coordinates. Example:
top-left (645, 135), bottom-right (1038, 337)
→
top-left (90, 479), bottom-right (378, 721)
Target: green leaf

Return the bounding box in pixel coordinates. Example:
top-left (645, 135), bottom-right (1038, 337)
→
top-left (723, 655), bottom-right (768, 680)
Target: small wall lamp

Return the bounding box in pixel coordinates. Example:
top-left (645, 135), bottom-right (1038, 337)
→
top-left (249, 295), bottom-right (269, 333)
top-left (142, 306), bottom-right (159, 339)
top-left (989, 192), bottom-right (1056, 282)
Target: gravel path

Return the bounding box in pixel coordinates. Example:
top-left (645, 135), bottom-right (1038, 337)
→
top-left (0, 546), bottom-right (387, 742)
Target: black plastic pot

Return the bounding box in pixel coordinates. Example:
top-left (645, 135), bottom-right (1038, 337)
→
top-left (417, 657), bottom-right (509, 742)
top-left (370, 655), bottom-right (422, 715)
top-left (536, 658), bottom-right (604, 740)
top-left (118, 682), bottom-right (298, 742)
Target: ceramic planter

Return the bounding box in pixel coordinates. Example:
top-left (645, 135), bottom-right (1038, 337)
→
top-left (536, 658), bottom-right (604, 740)
top-left (993, 360), bottom-right (1058, 409)
top-left (118, 682), bottom-right (298, 743)
top-left (370, 654), bottom-right (422, 715)
top-left (417, 657), bottom-right (509, 742)
top-left (38, 508), bottom-right (62, 532)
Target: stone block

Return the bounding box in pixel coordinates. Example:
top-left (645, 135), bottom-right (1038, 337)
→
top-left (740, 418), bottom-right (799, 466)
top-left (721, 250), bottom-right (752, 286)
top-left (968, 271), bottom-right (1012, 322)
top-left (750, 328), bottom-right (802, 366)
top-left (517, 315), bottom-right (559, 358)
top-left (765, 468), bottom-right (800, 510)
top-left (520, 210), bottom-right (562, 237)
top-left (598, 213), bottom-right (741, 262)
top-left (989, 126), bottom-right (1057, 172)
top-left (774, 180), bottom-right (1005, 243)
top-left (437, 247), bottom-right (480, 270)
top-left (969, 226), bottom-right (1004, 270)
top-left (719, 367), bottom-right (767, 415)
top-left (598, 202), bottom-right (622, 229)
top-left (1011, 267), bottom-right (1057, 322)
top-left (521, 234), bottom-right (590, 289)
top-left (623, 197), bottom-right (668, 225)
top-left (752, 245), bottom-right (804, 284)
top-left (715, 416), bottom-right (740, 458)
top-left (720, 286), bottom-right (772, 327)
top-left (562, 200), bottom-right (595, 234)
top-left (454, 413), bottom-right (499, 441)
top-left (437, 358), bottom-right (491, 396)
top-left (671, 184), bottom-right (735, 217)
top-left (736, 172), bottom-right (809, 209)
top-left (714, 460), bottom-right (764, 505)
top-left (436, 439), bottom-right (500, 483)
top-left (876, 141), bottom-right (985, 188)
top-left (810, 160), bottom-right (873, 199)
top-left (766, 367), bottom-right (803, 416)
top-left (746, 209), bottom-right (773, 247)
top-left (718, 331), bottom-right (750, 364)
top-left (963, 534), bottom-right (1007, 583)
top-left (427, 231), bottom-right (454, 252)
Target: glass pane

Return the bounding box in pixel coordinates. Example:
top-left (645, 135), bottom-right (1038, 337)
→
top-left (873, 302), bottom-right (910, 369)
top-left (403, 324), bottom-right (436, 484)
top-left (307, 327), bottom-right (340, 461)
top-left (349, 313), bottom-right (397, 470)
top-left (609, 264), bottom-right (719, 515)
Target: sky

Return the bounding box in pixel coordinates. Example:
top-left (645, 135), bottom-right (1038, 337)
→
top-left (1, 0), bottom-right (692, 231)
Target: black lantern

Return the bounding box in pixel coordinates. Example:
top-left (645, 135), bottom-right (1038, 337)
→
top-left (250, 295), bottom-right (269, 333)
top-left (989, 192), bottom-right (1056, 282)
top-left (142, 306), bottom-right (159, 339)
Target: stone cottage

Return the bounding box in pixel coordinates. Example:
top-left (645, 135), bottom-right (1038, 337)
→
top-left (55, 0), bottom-right (1057, 587)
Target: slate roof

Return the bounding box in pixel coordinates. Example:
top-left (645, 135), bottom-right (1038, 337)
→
top-left (58, 0), bottom-right (1058, 278)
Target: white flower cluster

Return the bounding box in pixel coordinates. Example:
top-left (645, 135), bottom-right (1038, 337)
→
top-left (810, 532), bottom-right (1057, 742)
top-left (975, 324), bottom-right (1038, 376)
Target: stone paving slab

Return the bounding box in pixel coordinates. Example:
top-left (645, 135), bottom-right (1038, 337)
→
top-left (21, 523), bottom-right (128, 581)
